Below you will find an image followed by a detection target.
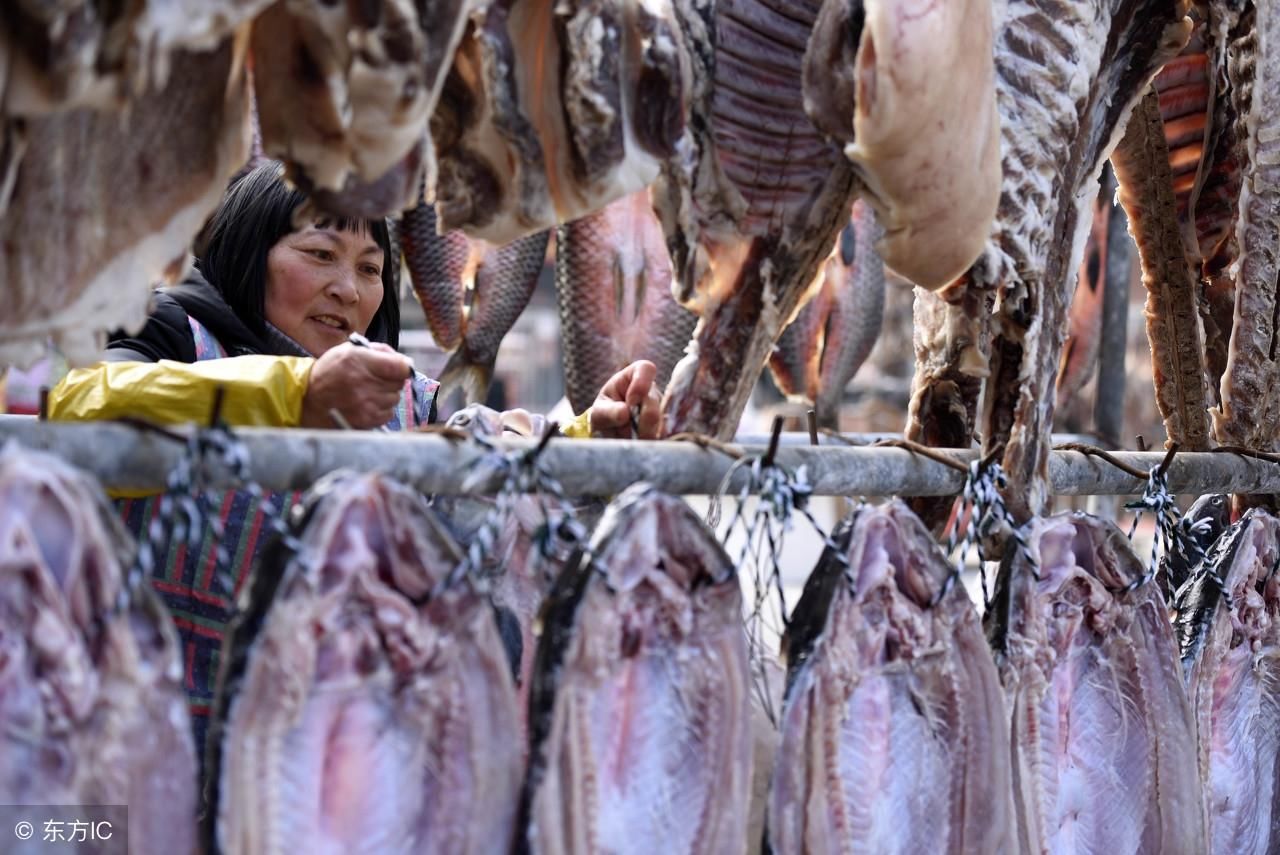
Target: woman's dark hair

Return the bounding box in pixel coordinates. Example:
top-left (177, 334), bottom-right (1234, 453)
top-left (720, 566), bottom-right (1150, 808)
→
top-left (194, 161), bottom-right (401, 349)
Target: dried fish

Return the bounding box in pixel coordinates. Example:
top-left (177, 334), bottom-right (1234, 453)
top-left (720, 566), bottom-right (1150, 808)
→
top-left (1174, 509), bottom-right (1280, 853)
top-left (1211, 2), bottom-right (1280, 451)
top-left (0, 442), bottom-right (196, 855)
top-left (523, 484), bottom-right (752, 854)
top-left (770, 202), bottom-right (886, 428)
top-left (1111, 88), bottom-right (1211, 448)
top-left (768, 501), bottom-right (1015, 854)
top-left (438, 229), bottom-right (551, 404)
top-left (204, 471), bottom-right (521, 854)
top-left (988, 512), bottom-right (1207, 853)
top-left (555, 190), bottom-right (697, 414)
top-left (980, 0), bottom-right (1190, 520)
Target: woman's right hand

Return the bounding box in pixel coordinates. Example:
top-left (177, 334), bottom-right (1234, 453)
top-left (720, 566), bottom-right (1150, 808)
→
top-left (299, 342), bottom-right (412, 429)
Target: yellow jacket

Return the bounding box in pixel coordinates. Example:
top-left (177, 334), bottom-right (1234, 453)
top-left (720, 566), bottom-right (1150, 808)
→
top-left (48, 355), bottom-right (596, 436)
top-left (47, 356), bottom-right (315, 426)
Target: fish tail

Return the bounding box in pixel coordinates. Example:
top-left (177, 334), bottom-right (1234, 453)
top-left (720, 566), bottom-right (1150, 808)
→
top-left (440, 350), bottom-right (497, 405)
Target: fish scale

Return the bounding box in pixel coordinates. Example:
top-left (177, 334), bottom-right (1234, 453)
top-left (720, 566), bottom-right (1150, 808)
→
top-left (438, 228), bottom-right (551, 404)
top-left (556, 191), bottom-right (698, 414)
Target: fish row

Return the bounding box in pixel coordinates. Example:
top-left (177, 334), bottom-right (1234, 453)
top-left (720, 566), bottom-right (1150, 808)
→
top-left (9, 436), bottom-right (1280, 852)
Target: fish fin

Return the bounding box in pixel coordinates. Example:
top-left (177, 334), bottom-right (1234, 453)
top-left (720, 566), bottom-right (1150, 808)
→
top-left (439, 350), bottom-right (496, 405)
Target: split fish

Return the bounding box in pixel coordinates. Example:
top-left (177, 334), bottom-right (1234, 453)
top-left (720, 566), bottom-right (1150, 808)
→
top-left (987, 512), bottom-right (1207, 853)
top-left (1174, 509), bottom-right (1280, 853)
top-left (522, 484), bottom-right (752, 853)
top-left (0, 442), bottom-right (197, 855)
top-left (204, 470), bottom-right (521, 854)
top-left (767, 501), bottom-right (1015, 854)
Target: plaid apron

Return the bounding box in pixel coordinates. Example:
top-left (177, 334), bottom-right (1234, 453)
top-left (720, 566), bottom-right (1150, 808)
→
top-left (116, 317), bottom-right (437, 762)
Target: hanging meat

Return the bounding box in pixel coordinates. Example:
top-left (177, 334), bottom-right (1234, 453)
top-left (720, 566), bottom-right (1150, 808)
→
top-left (1210, 1), bottom-right (1280, 451)
top-left (0, 0), bottom-right (268, 116)
top-left (0, 443), bottom-right (197, 855)
top-left (397, 185), bottom-right (551, 403)
top-left (251, 0), bottom-right (479, 219)
top-left (435, 231), bottom-right (550, 404)
top-left (522, 484), bottom-right (752, 854)
top-left (1175, 510), bottom-right (1280, 853)
top-left (987, 512), bottom-right (1206, 852)
top-left (1111, 87), bottom-right (1211, 448)
top-left (430, 0), bottom-right (689, 243)
top-left (0, 38), bottom-right (251, 368)
top-left (767, 502), bottom-right (1015, 853)
top-left (203, 471), bottom-right (521, 854)
top-left (768, 200), bottom-right (886, 428)
top-left (978, 0), bottom-right (1191, 521)
top-left (1184, 3), bottom-right (1245, 398)
top-left (555, 189), bottom-right (698, 415)
top-left (802, 0), bottom-right (1001, 291)
top-left (650, 0), bottom-right (862, 439)
top-left (1055, 176), bottom-right (1112, 418)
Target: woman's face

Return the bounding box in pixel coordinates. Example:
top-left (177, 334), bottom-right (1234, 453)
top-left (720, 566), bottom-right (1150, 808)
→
top-left (264, 224), bottom-right (386, 356)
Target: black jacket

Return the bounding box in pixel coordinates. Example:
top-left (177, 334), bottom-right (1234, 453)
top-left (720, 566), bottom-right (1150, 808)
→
top-left (106, 271), bottom-right (304, 363)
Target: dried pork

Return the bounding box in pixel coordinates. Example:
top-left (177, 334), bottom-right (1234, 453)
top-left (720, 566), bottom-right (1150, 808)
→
top-left (768, 502), bottom-right (1015, 854)
top-left (0, 39), bottom-right (251, 367)
top-left (653, 0), bottom-right (860, 439)
top-left (431, 0), bottom-right (690, 243)
top-left (0, 442), bottom-right (196, 855)
top-left (522, 484), bottom-right (752, 853)
top-left (987, 512), bottom-right (1206, 853)
top-left (204, 471), bottom-right (521, 854)
top-left (802, 0), bottom-right (1002, 290)
top-left (251, 0), bottom-right (477, 218)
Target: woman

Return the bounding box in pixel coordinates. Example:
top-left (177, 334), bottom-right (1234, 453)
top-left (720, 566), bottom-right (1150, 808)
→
top-left (47, 161), bottom-right (661, 761)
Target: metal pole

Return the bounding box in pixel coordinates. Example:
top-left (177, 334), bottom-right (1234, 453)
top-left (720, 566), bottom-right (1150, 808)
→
top-left (1089, 165), bottom-right (1131, 520)
top-left (6, 417), bottom-right (1280, 497)
top-left (1093, 163), bottom-right (1131, 449)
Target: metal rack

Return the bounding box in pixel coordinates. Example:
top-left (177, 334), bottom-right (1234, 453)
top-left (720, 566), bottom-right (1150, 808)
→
top-left (5, 416), bottom-right (1278, 498)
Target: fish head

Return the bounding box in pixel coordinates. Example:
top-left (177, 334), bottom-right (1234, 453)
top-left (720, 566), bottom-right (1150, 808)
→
top-left (279, 470), bottom-right (463, 605)
top-left (0, 443), bottom-right (129, 632)
top-left (781, 501), bottom-right (956, 693)
top-left (589, 484), bottom-right (734, 594)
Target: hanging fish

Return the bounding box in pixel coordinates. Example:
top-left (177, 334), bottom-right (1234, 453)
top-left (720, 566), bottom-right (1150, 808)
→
top-left (433, 403), bottom-right (601, 739)
top-left (987, 512), bottom-right (1206, 853)
top-left (0, 442), bottom-right (196, 855)
top-left (522, 484), bottom-right (753, 854)
top-left (767, 501), bottom-right (1015, 853)
top-left (769, 201), bottom-right (886, 428)
top-left (1174, 509), bottom-right (1280, 853)
top-left (555, 190), bottom-right (697, 414)
top-left (203, 470), bottom-right (521, 854)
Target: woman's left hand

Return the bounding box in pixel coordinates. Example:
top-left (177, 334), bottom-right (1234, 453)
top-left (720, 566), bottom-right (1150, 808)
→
top-left (589, 360), bottom-right (662, 439)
